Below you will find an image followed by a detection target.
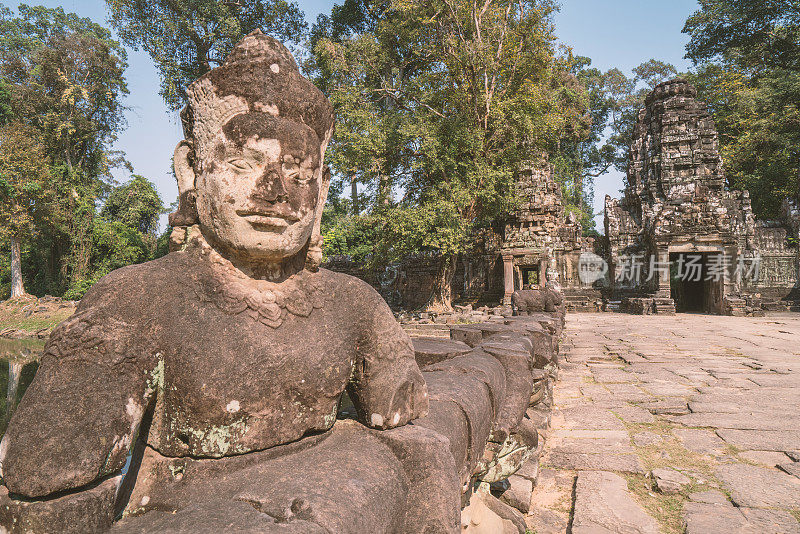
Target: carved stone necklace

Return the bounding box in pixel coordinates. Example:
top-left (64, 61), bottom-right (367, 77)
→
top-left (185, 227), bottom-right (328, 328)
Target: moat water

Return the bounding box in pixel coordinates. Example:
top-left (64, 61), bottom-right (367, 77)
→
top-left (0, 338), bottom-right (42, 437)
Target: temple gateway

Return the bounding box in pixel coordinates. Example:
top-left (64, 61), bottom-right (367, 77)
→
top-left (499, 162), bottom-right (598, 309)
top-left (604, 80), bottom-right (800, 315)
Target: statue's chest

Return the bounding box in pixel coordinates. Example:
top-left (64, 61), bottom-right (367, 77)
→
top-left (162, 308), bottom-right (357, 409)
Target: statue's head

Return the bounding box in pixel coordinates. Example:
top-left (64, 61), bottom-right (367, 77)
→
top-left (171, 31), bottom-right (334, 269)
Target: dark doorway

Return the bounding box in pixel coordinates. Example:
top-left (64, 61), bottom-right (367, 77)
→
top-left (669, 252), bottom-right (723, 313)
top-left (520, 267), bottom-right (540, 289)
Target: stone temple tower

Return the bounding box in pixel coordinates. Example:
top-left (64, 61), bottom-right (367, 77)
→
top-left (605, 79), bottom-right (798, 315)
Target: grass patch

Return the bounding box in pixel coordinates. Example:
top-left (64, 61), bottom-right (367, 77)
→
top-left (790, 510), bottom-right (800, 523)
top-left (622, 418), bottom-right (729, 533)
top-left (0, 314), bottom-right (71, 332)
top-left (0, 297), bottom-right (74, 336)
top-left (625, 473), bottom-right (685, 534)
top-left (625, 420), bottom-right (719, 481)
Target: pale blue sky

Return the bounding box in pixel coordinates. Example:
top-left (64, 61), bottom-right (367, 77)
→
top-left (12, 0), bottom-right (698, 230)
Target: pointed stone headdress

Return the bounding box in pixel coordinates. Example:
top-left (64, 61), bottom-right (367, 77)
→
top-left (172, 30), bottom-right (335, 269)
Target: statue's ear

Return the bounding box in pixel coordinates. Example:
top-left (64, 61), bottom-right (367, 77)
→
top-left (169, 140), bottom-right (200, 227)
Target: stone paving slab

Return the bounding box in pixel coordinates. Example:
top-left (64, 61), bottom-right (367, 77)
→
top-left (527, 313), bottom-right (800, 534)
top-left (716, 429), bottom-right (800, 451)
top-left (571, 471), bottom-right (659, 534)
top-left (716, 463), bottom-right (800, 508)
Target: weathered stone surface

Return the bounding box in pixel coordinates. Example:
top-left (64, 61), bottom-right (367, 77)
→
top-left (689, 490), bottom-right (730, 505)
top-left (632, 431), bottom-right (661, 447)
top-left (0, 478), bottom-right (119, 534)
top-left (639, 398), bottom-right (690, 415)
top-left (544, 314), bottom-right (800, 534)
top-left (604, 78), bottom-right (799, 313)
top-left (515, 457), bottom-right (539, 483)
top-left (425, 353), bottom-right (506, 419)
top-left (682, 501), bottom-right (746, 534)
top-left (112, 420), bottom-right (462, 533)
top-left (571, 471), bottom-right (659, 534)
top-left (613, 404), bottom-right (655, 423)
top-left (544, 450), bottom-right (644, 473)
top-left (412, 399), bottom-right (470, 480)
top-left (525, 469), bottom-right (575, 534)
top-left (370, 424), bottom-right (461, 533)
top-left (716, 463), bottom-right (800, 509)
top-left (480, 418), bottom-right (540, 483)
top-left (556, 406), bottom-right (626, 431)
top-left (717, 429), bottom-right (800, 451)
top-left (479, 342), bottom-right (535, 440)
top-left (412, 337), bottom-right (472, 368)
top-left (512, 289), bottom-right (562, 315)
top-left (450, 325), bottom-right (486, 347)
top-left (738, 507), bottom-right (800, 533)
top-left (462, 491), bottom-right (525, 534)
top-left (650, 467), bottom-right (690, 494)
top-left (738, 450), bottom-right (791, 467)
top-left (422, 371), bottom-right (494, 476)
top-left (778, 462), bottom-right (800, 479)
top-left (674, 428), bottom-right (728, 455)
top-left (497, 475), bottom-right (533, 514)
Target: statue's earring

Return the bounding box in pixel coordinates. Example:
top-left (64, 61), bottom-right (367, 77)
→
top-left (169, 140), bottom-right (200, 252)
top-left (306, 165), bottom-right (332, 272)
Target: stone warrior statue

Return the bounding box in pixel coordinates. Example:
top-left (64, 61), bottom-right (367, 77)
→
top-left (0, 31), bottom-right (429, 533)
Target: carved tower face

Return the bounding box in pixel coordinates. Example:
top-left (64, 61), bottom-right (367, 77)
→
top-left (173, 30), bottom-right (334, 266)
top-left (195, 113), bottom-right (322, 262)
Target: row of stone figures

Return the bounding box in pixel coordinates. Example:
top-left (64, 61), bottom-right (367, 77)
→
top-left (0, 32), bottom-right (564, 533)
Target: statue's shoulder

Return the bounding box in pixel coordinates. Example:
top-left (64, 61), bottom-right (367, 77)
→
top-left (315, 268), bottom-right (384, 303)
top-left (78, 252), bottom-right (194, 313)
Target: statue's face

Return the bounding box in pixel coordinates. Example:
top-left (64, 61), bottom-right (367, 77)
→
top-left (195, 112), bottom-right (321, 262)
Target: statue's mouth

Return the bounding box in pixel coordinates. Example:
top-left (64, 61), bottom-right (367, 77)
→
top-left (237, 209), bottom-right (300, 229)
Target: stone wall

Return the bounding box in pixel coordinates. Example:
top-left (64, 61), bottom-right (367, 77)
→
top-left (325, 255), bottom-right (445, 310)
top-left (405, 300), bottom-right (564, 531)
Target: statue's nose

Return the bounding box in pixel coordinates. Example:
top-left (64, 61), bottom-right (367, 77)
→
top-left (253, 167), bottom-right (288, 203)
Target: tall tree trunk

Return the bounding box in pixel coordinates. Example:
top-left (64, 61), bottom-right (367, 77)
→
top-left (10, 236), bottom-right (25, 298)
top-left (6, 361), bottom-right (21, 412)
top-left (427, 254), bottom-right (456, 312)
top-left (351, 176), bottom-right (359, 214)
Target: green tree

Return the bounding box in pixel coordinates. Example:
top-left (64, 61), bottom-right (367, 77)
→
top-left (105, 0), bottom-right (307, 110)
top-left (312, 0), bottom-right (591, 309)
top-left (0, 4), bottom-right (130, 293)
top-left (684, 1), bottom-right (800, 216)
top-left (0, 123), bottom-right (52, 297)
top-left (101, 174), bottom-right (164, 237)
top-left (684, 0), bottom-right (800, 73)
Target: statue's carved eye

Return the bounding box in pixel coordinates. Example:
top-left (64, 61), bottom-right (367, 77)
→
top-left (227, 158), bottom-right (253, 172)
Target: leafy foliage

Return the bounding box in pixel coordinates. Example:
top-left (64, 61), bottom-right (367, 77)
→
top-left (0, 122), bottom-right (52, 243)
top-left (105, 0), bottom-right (307, 109)
top-left (311, 0), bottom-right (591, 251)
top-left (685, 0), bottom-right (800, 217)
top-left (101, 175), bottom-right (164, 237)
top-left (684, 0), bottom-right (800, 73)
top-left (322, 214), bottom-right (381, 263)
top-left (310, 0), bottom-right (600, 307)
top-left (0, 4), bottom-right (131, 291)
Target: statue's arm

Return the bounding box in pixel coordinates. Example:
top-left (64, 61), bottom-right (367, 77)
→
top-left (346, 284), bottom-right (428, 429)
top-left (0, 287), bottom-right (158, 499)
